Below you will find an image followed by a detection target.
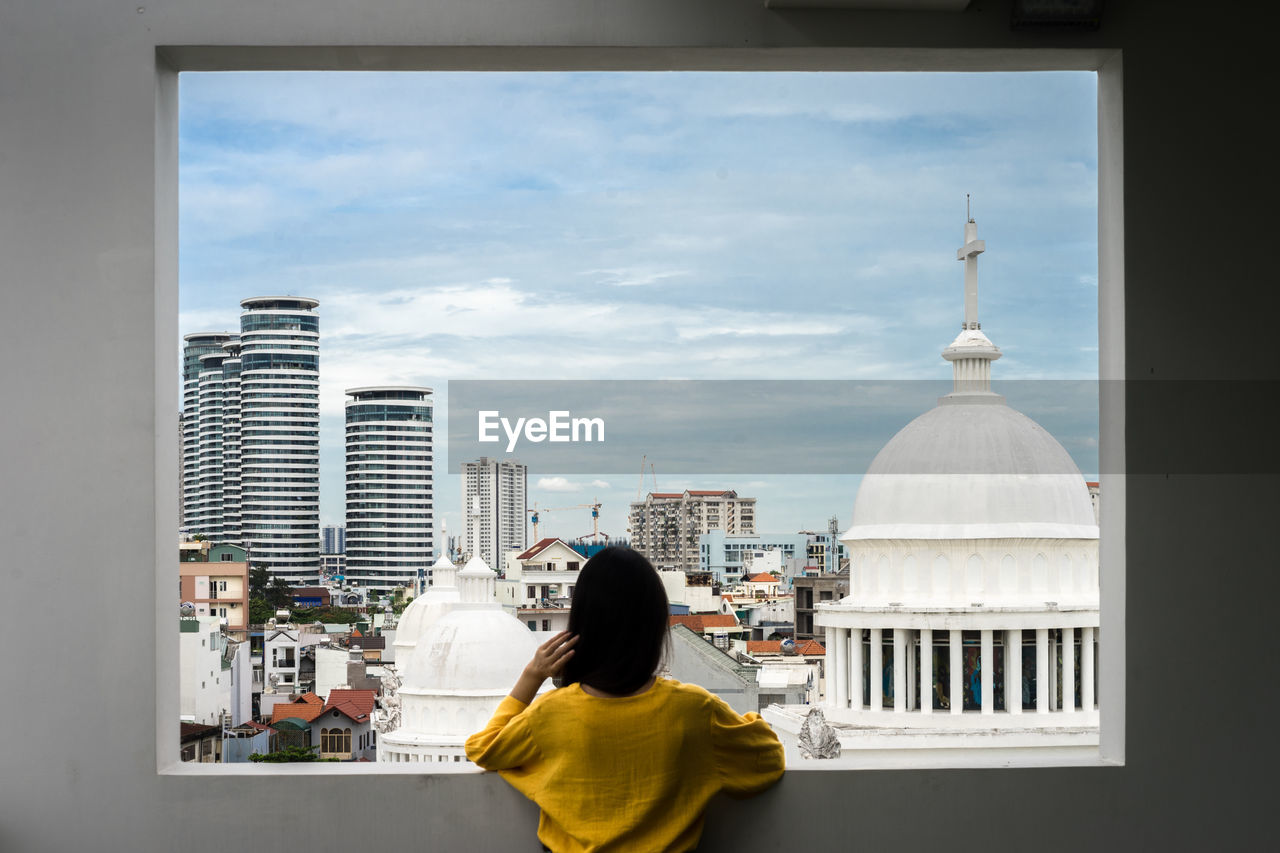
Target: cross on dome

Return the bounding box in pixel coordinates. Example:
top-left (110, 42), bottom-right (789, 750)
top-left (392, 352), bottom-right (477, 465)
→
top-left (957, 195), bottom-right (986, 331)
top-left (942, 202), bottom-right (1001, 396)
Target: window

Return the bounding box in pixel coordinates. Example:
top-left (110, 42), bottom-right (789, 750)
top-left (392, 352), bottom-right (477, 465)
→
top-left (163, 58), bottom-right (1121, 776)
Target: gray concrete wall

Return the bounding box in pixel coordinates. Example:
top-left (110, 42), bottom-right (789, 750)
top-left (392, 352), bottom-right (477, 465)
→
top-left (1, 1), bottom-right (1274, 850)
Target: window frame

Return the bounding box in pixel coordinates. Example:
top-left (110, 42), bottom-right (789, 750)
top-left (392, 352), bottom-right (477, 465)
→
top-left (156, 47), bottom-right (1125, 775)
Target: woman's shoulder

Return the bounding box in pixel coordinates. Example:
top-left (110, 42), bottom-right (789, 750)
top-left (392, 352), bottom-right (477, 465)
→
top-left (655, 677), bottom-right (720, 707)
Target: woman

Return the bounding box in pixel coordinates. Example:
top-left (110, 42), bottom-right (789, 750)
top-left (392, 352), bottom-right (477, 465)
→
top-left (465, 546), bottom-right (785, 852)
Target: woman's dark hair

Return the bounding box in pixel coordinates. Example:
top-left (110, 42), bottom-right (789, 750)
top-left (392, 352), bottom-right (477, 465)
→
top-left (561, 546), bottom-right (670, 695)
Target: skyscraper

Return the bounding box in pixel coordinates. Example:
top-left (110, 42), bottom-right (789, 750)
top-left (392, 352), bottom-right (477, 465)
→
top-left (181, 332), bottom-right (233, 539)
top-left (344, 386), bottom-right (434, 591)
top-left (181, 297), bottom-right (320, 584)
top-left (321, 525), bottom-right (346, 555)
top-left (462, 457), bottom-right (527, 572)
top-left (238, 297), bottom-right (320, 583)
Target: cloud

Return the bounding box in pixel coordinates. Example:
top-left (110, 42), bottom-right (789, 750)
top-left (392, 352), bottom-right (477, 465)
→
top-left (583, 268), bottom-right (690, 288)
top-left (589, 479), bottom-right (611, 489)
top-left (536, 477), bottom-right (581, 493)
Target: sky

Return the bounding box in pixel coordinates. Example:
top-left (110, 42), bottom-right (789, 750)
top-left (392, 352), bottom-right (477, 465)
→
top-left (178, 70), bottom-right (1098, 546)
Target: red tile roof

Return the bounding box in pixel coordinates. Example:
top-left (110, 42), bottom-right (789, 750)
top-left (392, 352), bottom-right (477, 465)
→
top-left (270, 692), bottom-right (325, 724)
top-left (669, 614), bottom-right (739, 632)
top-left (516, 537), bottom-right (562, 561)
top-left (323, 688), bottom-right (378, 724)
top-left (650, 492), bottom-right (684, 499)
top-left (747, 639), bottom-right (826, 656)
top-left (744, 572), bottom-right (778, 584)
top-left (687, 489), bottom-right (733, 496)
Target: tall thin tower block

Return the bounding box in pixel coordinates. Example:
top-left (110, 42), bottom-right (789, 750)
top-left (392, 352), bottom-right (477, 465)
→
top-left (462, 457), bottom-right (527, 573)
top-left (344, 386), bottom-right (434, 592)
top-left (237, 297), bottom-right (321, 583)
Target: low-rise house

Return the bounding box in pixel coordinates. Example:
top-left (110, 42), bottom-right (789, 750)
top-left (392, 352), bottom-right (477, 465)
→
top-left (498, 538), bottom-right (583, 630)
top-left (740, 572), bottom-right (782, 599)
top-left (311, 688), bottom-right (378, 761)
top-left (346, 629), bottom-right (385, 662)
top-left (740, 639), bottom-right (827, 705)
top-left (668, 613), bottom-right (748, 650)
top-left (179, 541), bottom-right (249, 638)
top-left (665, 624), bottom-right (763, 715)
top-left (289, 587), bottom-right (332, 609)
top-left (179, 612), bottom-right (231, 726)
top-left (222, 721), bottom-right (271, 763)
top-left (792, 569), bottom-right (849, 642)
top-left (659, 569), bottom-right (722, 614)
top-left (263, 620), bottom-right (330, 695)
top-left (314, 645), bottom-right (382, 701)
top-left (180, 721), bottom-right (222, 763)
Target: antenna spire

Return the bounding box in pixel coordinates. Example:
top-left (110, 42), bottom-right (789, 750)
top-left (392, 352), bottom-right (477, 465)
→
top-left (966, 193), bottom-right (971, 222)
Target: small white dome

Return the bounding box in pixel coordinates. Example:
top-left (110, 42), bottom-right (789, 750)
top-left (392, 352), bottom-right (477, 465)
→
top-left (393, 555), bottom-right (460, 656)
top-left (401, 606), bottom-right (536, 692)
top-left (848, 399), bottom-right (1098, 540)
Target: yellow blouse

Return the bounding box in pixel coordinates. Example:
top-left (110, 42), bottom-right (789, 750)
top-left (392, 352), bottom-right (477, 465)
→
top-left (464, 678), bottom-right (785, 853)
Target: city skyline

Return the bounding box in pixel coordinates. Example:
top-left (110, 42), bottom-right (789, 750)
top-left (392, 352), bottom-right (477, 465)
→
top-left (179, 70), bottom-right (1099, 543)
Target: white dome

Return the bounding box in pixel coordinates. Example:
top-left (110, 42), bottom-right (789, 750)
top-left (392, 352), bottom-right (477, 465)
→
top-left (848, 398), bottom-right (1098, 540)
top-left (401, 605), bottom-right (536, 692)
top-left (394, 585), bottom-right (461, 646)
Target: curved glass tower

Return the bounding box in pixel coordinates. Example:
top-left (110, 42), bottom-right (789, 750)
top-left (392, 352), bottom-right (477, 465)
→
top-left (344, 386), bottom-right (434, 592)
top-left (181, 332), bottom-right (232, 536)
top-left (238, 297), bottom-right (321, 583)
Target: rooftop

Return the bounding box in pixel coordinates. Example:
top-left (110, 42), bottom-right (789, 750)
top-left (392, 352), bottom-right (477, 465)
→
top-left (669, 613), bottom-right (739, 632)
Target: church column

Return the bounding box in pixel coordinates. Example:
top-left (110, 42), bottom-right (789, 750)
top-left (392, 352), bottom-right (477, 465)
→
top-left (980, 629), bottom-right (994, 714)
top-left (1082, 626), bottom-right (1096, 711)
top-left (1007, 629), bottom-right (1022, 714)
top-left (1036, 628), bottom-right (1049, 713)
top-left (1049, 632), bottom-right (1058, 711)
top-left (893, 628), bottom-right (907, 713)
top-left (949, 629), bottom-right (963, 715)
top-left (825, 626), bottom-right (840, 708)
top-left (906, 631), bottom-right (917, 712)
top-left (920, 628), bottom-right (933, 714)
top-left (849, 627), bottom-right (863, 711)
top-left (1061, 628), bottom-right (1076, 713)
top-left (869, 628), bottom-right (883, 711)
top-left (835, 627), bottom-right (848, 709)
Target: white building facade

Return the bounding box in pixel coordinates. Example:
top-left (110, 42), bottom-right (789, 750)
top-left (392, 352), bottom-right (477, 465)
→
top-left (769, 216), bottom-right (1100, 756)
top-left (379, 556), bottom-right (540, 765)
top-left (463, 457), bottom-right (527, 572)
top-left (178, 613), bottom-right (230, 726)
top-left (344, 386), bottom-right (434, 591)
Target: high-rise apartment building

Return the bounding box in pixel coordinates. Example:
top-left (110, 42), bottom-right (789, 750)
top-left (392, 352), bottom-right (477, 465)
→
top-left (180, 297), bottom-right (320, 584)
top-left (629, 490), bottom-right (757, 571)
top-left (321, 525), bottom-right (346, 555)
top-left (344, 387), bottom-right (433, 591)
top-left (463, 457), bottom-right (527, 572)
top-left (183, 330), bottom-right (241, 537)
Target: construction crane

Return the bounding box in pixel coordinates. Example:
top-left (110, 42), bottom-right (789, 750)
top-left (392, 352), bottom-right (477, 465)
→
top-left (528, 501), bottom-right (605, 542)
top-left (576, 499), bottom-right (606, 545)
top-left (635, 454), bottom-right (658, 500)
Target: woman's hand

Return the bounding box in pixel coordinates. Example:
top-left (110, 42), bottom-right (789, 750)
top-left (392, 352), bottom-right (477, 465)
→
top-left (510, 631), bottom-right (577, 704)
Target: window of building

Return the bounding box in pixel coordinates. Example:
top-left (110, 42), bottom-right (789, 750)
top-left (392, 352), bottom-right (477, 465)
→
top-left (166, 59), bottom-right (1121, 775)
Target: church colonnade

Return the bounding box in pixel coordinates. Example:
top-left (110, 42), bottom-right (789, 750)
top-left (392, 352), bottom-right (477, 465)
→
top-left (823, 619), bottom-right (1098, 720)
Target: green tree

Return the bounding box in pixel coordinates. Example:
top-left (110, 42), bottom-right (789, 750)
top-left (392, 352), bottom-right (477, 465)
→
top-left (266, 575), bottom-right (292, 610)
top-left (248, 598), bottom-right (274, 625)
top-left (249, 564), bottom-right (271, 598)
top-left (248, 744), bottom-right (337, 763)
